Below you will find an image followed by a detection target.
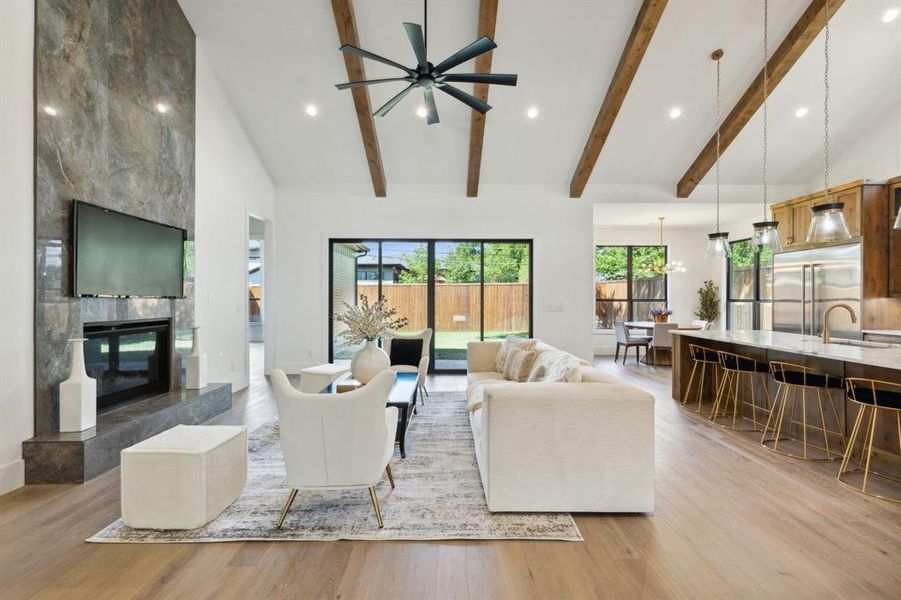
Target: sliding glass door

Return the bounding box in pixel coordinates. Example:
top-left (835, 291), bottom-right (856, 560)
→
top-left (329, 239), bottom-right (532, 372)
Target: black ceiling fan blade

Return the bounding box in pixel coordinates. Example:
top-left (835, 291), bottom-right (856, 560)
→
top-left (423, 88), bottom-right (439, 125)
top-left (374, 83), bottom-right (417, 117)
top-left (432, 36), bottom-right (497, 74)
top-left (335, 77), bottom-right (413, 90)
top-left (402, 23), bottom-right (428, 71)
top-left (339, 44), bottom-right (416, 76)
top-left (439, 73), bottom-right (518, 86)
top-left (437, 83), bottom-right (492, 114)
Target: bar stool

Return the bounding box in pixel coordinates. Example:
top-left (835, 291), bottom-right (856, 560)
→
top-left (709, 351), bottom-right (771, 431)
top-left (761, 362), bottom-right (844, 460)
top-left (837, 378), bottom-right (901, 503)
top-left (682, 344), bottom-right (721, 412)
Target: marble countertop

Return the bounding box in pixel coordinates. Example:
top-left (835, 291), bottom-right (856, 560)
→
top-left (672, 330), bottom-right (901, 371)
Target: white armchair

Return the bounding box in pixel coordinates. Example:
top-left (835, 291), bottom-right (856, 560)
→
top-left (383, 328), bottom-right (432, 401)
top-left (270, 369), bottom-right (398, 529)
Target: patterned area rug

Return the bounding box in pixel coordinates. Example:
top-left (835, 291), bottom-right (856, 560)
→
top-left (88, 391), bottom-right (582, 542)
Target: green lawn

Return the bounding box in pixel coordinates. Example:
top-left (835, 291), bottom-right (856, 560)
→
top-left (433, 331), bottom-right (527, 360)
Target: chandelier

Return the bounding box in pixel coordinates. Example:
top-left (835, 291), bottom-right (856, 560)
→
top-left (651, 217), bottom-right (685, 275)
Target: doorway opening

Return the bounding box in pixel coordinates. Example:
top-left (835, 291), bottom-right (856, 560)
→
top-left (248, 216), bottom-right (265, 378)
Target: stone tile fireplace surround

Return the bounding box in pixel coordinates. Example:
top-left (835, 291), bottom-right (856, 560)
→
top-left (25, 0), bottom-right (230, 484)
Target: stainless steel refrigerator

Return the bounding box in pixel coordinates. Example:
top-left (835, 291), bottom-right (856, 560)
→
top-left (772, 242), bottom-right (862, 339)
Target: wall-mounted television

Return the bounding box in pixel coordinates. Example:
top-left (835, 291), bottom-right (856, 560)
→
top-left (73, 201), bottom-right (186, 298)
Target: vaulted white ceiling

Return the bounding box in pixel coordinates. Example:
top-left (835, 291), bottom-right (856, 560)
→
top-left (179, 0), bottom-right (901, 197)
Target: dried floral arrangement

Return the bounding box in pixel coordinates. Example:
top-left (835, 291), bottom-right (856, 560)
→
top-left (336, 295), bottom-right (409, 346)
top-left (649, 307), bottom-right (674, 317)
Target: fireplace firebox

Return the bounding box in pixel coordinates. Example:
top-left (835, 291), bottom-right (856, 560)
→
top-left (83, 318), bottom-right (172, 412)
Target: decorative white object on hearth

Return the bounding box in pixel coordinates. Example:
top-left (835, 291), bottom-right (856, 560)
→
top-left (351, 340), bottom-right (391, 384)
top-left (186, 326), bottom-right (208, 389)
top-left (59, 338), bottom-right (97, 432)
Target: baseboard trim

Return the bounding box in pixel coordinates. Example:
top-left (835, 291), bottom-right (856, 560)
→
top-left (0, 458), bottom-right (25, 495)
top-left (229, 373), bottom-right (250, 392)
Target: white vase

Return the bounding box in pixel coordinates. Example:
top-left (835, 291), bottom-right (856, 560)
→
top-left (351, 340), bottom-right (390, 384)
top-left (59, 338), bottom-right (97, 432)
top-left (186, 326), bottom-right (208, 389)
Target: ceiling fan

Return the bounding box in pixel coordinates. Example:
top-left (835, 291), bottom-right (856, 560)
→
top-left (334, 0), bottom-right (518, 125)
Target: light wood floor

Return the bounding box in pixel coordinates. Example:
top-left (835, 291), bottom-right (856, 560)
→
top-left (2, 346), bottom-right (900, 599)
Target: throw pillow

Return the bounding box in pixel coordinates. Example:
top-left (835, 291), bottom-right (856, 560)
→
top-left (388, 338), bottom-right (423, 367)
top-left (495, 335), bottom-right (537, 373)
top-left (527, 350), bottom-right (582, 383)
top-left (503, 348), bottom-right (538, 382)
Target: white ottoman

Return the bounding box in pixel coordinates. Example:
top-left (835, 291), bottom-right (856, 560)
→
top-left (121, 425), bottom-right (247, 530)
top-left (300, 363), bottom-right (350, 393)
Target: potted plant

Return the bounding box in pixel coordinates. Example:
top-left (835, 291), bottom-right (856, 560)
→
top-left (336, 295), bottom-right (408, 383)
top-left (694, 280), bottom-right (721, 325)
top-left (650, 307), bottom-right (673, 323)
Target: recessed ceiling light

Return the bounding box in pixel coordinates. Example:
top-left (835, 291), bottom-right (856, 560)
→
top-left (416, 106), bottom-right (428, 118)
top-left (155, 102), bottom-right (169, 114)
top-left (526, 106), bottom-right (539, 119)
top-left (794, 106), bottom-right (809, 118)
top-left (883, 7), bottom-right (899, 23)
top-left (43, 105), bottom-right (58, 116)
top-left (669, 107), bottom-right (682, 119)
top-left (305, 104), bottom-right (318, 117)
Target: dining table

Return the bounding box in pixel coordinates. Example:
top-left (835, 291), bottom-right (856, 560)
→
top-left (624, 321), bottom-right (702, 366)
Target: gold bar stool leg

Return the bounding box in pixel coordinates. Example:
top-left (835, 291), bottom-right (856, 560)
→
top-left (816, 389), bottom-right (832, 459)
top-left (683, 360), bottom-right (698, 407)
top-left (861, 405), bottom-right (878, 495)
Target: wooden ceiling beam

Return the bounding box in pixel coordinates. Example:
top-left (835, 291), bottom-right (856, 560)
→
top-left (466, 0), bottom-right (499, 198)
top-left (569, 0), bottom-right (668, 198)
top-left (331, 0), bottom-right (387, 197)
top-left (676, 0), bottom-right (846, 198)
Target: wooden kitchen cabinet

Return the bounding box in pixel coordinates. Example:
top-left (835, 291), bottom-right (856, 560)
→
top-left (769, 179), bottom-right (873, 248)
top-left (890, 176), bottom-right (901, 297)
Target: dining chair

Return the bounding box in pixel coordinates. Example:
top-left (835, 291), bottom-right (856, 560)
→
top-left (614, 320), bottom-right (651, 365)
top-left (649, 323), bottom-right (679, 367)
top-left (270, 369), bottom-right (398, 529)
top-left (383, 328), bottom-right (432, 402)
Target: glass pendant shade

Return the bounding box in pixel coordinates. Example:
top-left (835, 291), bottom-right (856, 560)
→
top-left (752, 220), bottom-right (782, 252)
top-left (706, 232), bottom-right (731, 258)
top-left (806, 202), bottom-right (851, 243)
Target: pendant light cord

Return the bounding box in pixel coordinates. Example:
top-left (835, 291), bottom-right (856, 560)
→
top-left (762, 0), bottom-right (769, 221)
top-left (715, 54), bottom-right (722, 233)
top-left (824, 1), bottom-right (830, 192)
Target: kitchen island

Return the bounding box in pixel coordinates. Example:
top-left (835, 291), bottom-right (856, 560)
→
top-left (672, 330), bottom-right (901, 451)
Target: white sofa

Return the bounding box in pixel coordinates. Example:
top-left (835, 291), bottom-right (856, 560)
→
top-left (467, 341), bottom-right (655, 513)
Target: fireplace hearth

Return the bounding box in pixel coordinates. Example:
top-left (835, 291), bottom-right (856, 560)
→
top-left (84, 318), bottom-right (171, 412)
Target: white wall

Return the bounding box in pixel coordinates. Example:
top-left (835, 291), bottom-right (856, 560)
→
top-left (194, 45), bottom-right (275, 391)
top-left (0, 0), bottom-right (34, 495)
top-left (273, 186), bottom-right (595, 370)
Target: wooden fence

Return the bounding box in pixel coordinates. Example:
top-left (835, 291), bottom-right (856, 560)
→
top-left (357, 283), bottom-right (529, 333)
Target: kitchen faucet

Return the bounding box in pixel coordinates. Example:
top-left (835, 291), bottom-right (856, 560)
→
top-left (822, 303), bottom-right (858, 344)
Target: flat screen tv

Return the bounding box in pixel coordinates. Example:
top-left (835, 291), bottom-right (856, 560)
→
top-left (73, 201), bottom-right (186, 298)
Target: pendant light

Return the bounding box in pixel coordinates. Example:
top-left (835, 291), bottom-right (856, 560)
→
top-left (806, 3), bottom-right (852, 244)
top-left (752, 0), bottom-right (782, 252)
top-left (706, 49), bottom-right (731, 259)
top-left (651, 217), bottom-right (686, 274)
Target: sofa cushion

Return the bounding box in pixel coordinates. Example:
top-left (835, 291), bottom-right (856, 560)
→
top-left (467, 371), bottom-right (505, 386)
top-left (527, 350), bottom-right (582, 383)
top-left (495, 336), bottom-right (537, 373)
top-left (579, 366), bottom-right (623, 384)
top-left (503, 348), bottom-right (538, 382)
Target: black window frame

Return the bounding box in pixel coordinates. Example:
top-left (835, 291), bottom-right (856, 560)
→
top-left (328, 238), bottom-right (534, 374)
top-left (726, 238), bottom-right (773, 330)
top-left (594, 244), bottom-right (669, 329)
